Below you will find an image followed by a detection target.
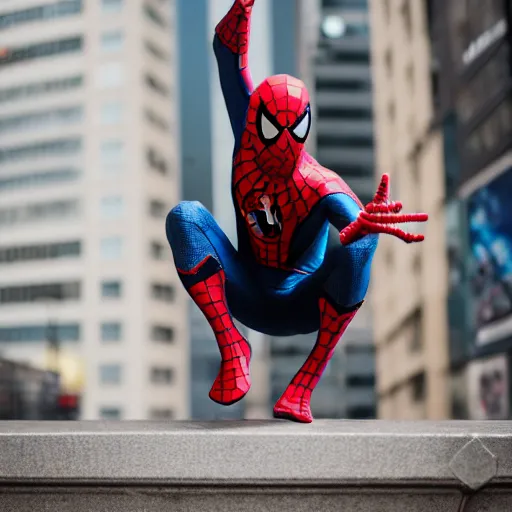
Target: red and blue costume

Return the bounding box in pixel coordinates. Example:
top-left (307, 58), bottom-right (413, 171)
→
top-left (167, 0), bottom-right (428, 423)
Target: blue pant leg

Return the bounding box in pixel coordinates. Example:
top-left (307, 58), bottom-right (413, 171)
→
top-left (321, 233), bottom-right (379, 308)
top-left (166, 200), bottom-right (252, 290)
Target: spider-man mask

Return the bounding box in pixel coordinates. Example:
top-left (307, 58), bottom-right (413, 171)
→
top-left (244, 74), bottom-right (311, 179)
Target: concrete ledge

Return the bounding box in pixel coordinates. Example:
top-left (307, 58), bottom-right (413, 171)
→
top-left (1, 420), bottom-right (512, 511)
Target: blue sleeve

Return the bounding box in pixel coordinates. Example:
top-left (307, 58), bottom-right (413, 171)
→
top-left (213, 35), bottom-right (251, 150)
top-left (323, 193), bottom-right (362, 231)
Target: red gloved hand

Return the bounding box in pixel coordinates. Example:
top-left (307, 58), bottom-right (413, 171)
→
top-left (339, 174), bottom-right (428, 245)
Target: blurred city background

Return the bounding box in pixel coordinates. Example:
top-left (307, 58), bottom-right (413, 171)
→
top-left (0, 0), bottom-right (510, 422)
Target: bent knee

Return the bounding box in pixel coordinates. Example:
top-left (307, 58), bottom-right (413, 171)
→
top-left (167, 201), bottom-right (207, 227)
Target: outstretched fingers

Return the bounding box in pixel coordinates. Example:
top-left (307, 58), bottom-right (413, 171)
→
top-left (366, 200), bottom-right (403, 213)
top-left (363, 222), bottom-right (425, 243)
top-left (372, 174), bottom-right (390, 204)
top-left (361, 212), bottom-right (429, 224)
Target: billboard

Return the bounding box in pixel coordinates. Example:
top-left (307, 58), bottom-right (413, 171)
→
top-left (467, 354), bottom-right (509, 419)
top-left (467, 166), bottom-right (512, 347)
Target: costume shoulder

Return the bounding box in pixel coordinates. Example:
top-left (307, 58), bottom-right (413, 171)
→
top-left (297, 153), bottom-right (364, 209)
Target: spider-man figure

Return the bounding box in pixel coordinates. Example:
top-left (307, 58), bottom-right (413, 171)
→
top-left (167, 0), bottom-right (428, 423)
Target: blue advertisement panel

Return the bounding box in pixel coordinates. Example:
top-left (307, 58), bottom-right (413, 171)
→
top-left (467, 166), bottom-right (512, 348)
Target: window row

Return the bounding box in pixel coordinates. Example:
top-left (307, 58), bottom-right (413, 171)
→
top-left (99, 407), bottom-right (174, 420)
top-left (0, 105), bottom-right (170, 141)
top-left (0, 106), bottom-right (83, 135)
top-left (0, 200), bottom-right (80, 227)
top-left (0, 168), bottom-right (81, 193)
top-left (0, 0), bottom-right (82, 31)
top-left (0, 240), bottom-right (166, 266)
top-left (99, 364), bottom-right (175, 385)
top-left (0, 75), bottom-right (83, 104)
top-left (0, 36), bottom-right (83, 68)
top-left (0, 138), bottom-right (82, 164)
top-left (99, 197), bottom-right (170, 219)
top-left (0, 282), bottom-right (81, 304)
top-left (0, 322), bottom-right (174, 344)
top-left (0, 323), bottom-right (80, 342)
top-left (0, 280), bottom-right (174, 305)
top-left (0, 241), bottom-right (81, 264)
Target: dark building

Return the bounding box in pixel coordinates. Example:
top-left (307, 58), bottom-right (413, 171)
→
top-left (432, 0), bottom-right (512, 419)
top-left (315, 0), bottom-right (375, 203)
top-left (0, 358), bottom-right (61, 420)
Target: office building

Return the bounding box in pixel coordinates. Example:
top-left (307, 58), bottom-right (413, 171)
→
top-left (369, 0), bottom-right (451, 419)
top-left (0, 0), bottom-right (188, 420)
top-left (434, 0), bottom-right (512, 419)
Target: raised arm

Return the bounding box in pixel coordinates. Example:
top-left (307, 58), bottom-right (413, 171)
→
top-left (214, 0), bottom-right (255, 149)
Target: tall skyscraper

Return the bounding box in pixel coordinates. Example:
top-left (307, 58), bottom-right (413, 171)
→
top-left (369, 0), bottom-right (450, 419)
top-left (0, 0), bottom-right (188, 420)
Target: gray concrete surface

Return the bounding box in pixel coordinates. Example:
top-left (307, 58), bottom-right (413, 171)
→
top-left (0, 420), bottom-right (511, 511)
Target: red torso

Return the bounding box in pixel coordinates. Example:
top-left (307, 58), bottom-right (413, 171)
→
top-left (233, 151), bottom-right (362, 269)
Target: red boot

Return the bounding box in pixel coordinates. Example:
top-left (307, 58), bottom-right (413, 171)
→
top-left (184, 259), bottom-right (251, 405)
top-left (273, 297), bottom-right (361, 423)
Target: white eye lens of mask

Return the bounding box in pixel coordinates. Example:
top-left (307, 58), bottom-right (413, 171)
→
top-left (293, 111), bottom-right (310, 140)
top-left (261, 111), bottom-right (279, 140)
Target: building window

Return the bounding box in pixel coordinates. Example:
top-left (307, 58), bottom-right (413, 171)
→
top-left (151, 283), bottom-right (174, 302)
top-left (0, 106), bottom-right (83, 135)
top-left (0, 241), bottom-right (81, 264)
top-left (346, 375), bottom-right (375, 387)
top-left (0, 282), bottom-right (81, 305)
top-left (97, 63), bottom-right (124, 89)
top-left (147, 147), bottom-right (169, 174)
top-left (346, 406), bottom-right (374, 419)
top-left (456, 45), bottom-right (510, 125)
top-left (145, 40), bottom-right (168, 62)
top-left (0, 323), bottom-right (80, 342)
top-left (383, 0), bottom-right (390, 21)
top-left (101, 30), bottom-right (124, 52)
top-left (150, 241), bottom-right (166, 260)
top-left (101, 102), bottom-right (123, 125)
top-left (101, 322), bottom-right (122, 342)
top-left (0, 75), bottom-right (83, 104)
top-left (150, 367), bottom-right (174, 384)
top-left (149, 408), bottom-right (174, 420)
top-left (400, 0), bottom-right (412, 38)
top-left (464, 99), bottom-right (512, 164)
top-left (100, 196), bottom-right (124, 219)
top-left (0, 1), bottom-right (83, 31)
top-left (149, 200), bottom-right (167, 218)
top-left (388, 101), bottom-right (396, 123)
top-left (384, 48), bottom-right (393, 77)
top-left (151, 326), bottom-right (174, 343)
top-left (100, 237), bottom-right (123, 260)
top-left (0, 200), bottom-right (80, 228)
top-left (100, 140), bottom-right (124, 172)
top-left (411, 372), bottom-right (426, 402)
top-left (102, 0), bottom-right (123, 13)
top-left (0, 37), bottom-right (83, 68)
top-left (0, 168), bottom-right (81, 193)
top-left (143, 3), bottom-right (167, 28)
top-left (101, 280), bottom-right (122, 298)
top-left (99, 407), bottom-right (121, 419)
top-left (145, 73), bottom-right (169, 97)
top-left (0, 138), bottom-right (82, 164)
top-left (317, 134), bottom-right (373, 149)
top-left (317, 107), bottom-right (372, 120)
top-left (99, 364), bottom-right (122, 385)
top-left (145, 109), bottom-right (170, 132)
